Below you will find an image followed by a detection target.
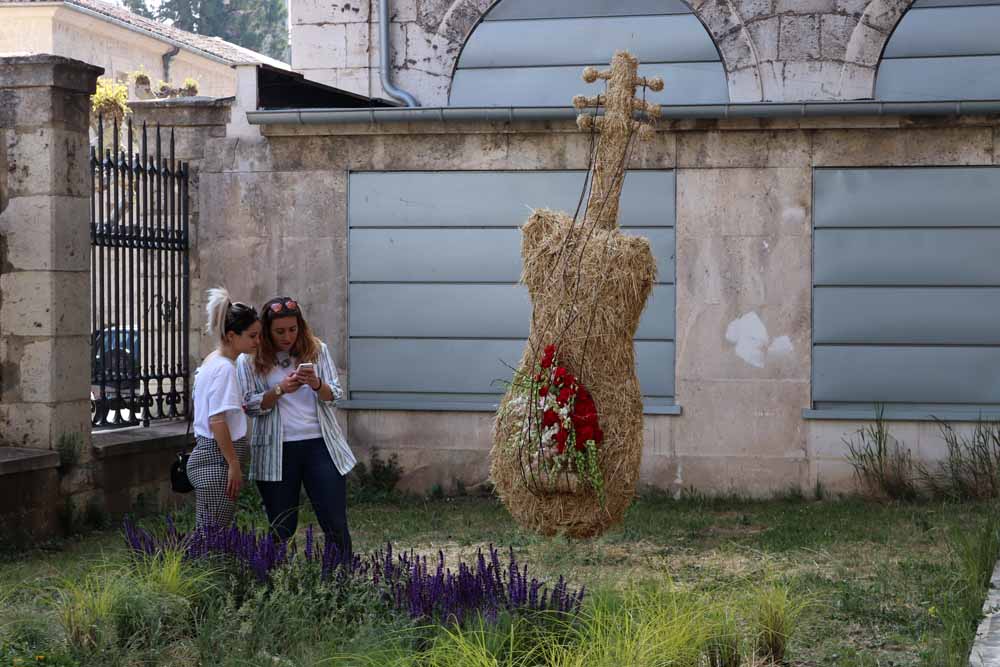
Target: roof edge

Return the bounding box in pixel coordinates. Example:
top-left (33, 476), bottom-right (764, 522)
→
top-left (246, 100), bottom-right (1000, 125)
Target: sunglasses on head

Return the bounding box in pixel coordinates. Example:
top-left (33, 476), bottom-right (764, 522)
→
top-left (268, 299), bottom-right (299, 314)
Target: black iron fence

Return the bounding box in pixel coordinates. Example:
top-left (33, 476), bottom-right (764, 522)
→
top-left (90, 116), bottom-right (190, 428)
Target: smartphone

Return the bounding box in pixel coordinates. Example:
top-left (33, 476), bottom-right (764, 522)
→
top-left (297, 363), bottom-right (315, 373)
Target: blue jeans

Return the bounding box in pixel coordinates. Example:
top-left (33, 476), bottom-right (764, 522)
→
top-left (256, 438), bottom-right (351, 557)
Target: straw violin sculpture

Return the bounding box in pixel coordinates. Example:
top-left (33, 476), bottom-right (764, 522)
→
top-left (490, 51), bottom-right (662, 538)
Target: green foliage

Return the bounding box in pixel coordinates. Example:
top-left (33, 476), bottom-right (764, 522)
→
top-left (919, 418), bottom-right (1000, 501)
top-left (126, 0), bottom-right (288, 61)
top-left (704, 606), bottom-right (741, 667)
top-left (743, 583), bottom-right (814, 663)
top-left (90, 77), bottom-right (130, 125)
top-left (131, 68), bottom-right (151, 86)
top-left (216, 559), bottom-right (397, 663)
top-left (348, 449), bottom-right (405, 503)
top-left (924, 513), bottom-right (1000, 666)
top-left (122, 0), bottom-right (155, 19)
top-left (49, 547), bottom-right (221, 661)
top-left (55, 433), bottom-right (83, 471)
top-left (181, 78), bottom-right (200, 96)
top-left (844, 404), bottom-right (919, 500)
top-left (3, 497), bottom-right (999, 666)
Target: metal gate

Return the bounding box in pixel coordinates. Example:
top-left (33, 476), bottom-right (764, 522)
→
top-left (90, 116), bottom-right (190, 428)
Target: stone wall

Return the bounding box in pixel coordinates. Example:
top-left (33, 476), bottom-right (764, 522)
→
top-left (289, 0), bottom-right (916, 104)
top-left (0, 54), bottom-right (99, 453)
top-left (0, 57), bottom-right (199, 544)
top-left (201, 113), bottom-right (1000, 497)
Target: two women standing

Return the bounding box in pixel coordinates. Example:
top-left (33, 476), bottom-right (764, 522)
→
top-left (188, 289), bottom-right (355, 558)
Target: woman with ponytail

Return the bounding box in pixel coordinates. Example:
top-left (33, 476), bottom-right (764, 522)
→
top-left (187, 287), bottom-right (261, 529)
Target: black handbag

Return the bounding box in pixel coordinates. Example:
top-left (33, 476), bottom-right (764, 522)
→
top-left (170, 400), bottom-right (195, 494)
top-left (170, 452), bottom-right (194, 493)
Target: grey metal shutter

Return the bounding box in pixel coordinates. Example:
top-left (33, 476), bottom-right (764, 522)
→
top-left (811, 167), bottom-right (1000, 419)
top-left (346, 170), bottom-right (677, 413)
top-left (876, 0), bottom-right (1000, 100)
top-left (449, 0), bottom-right (728, 106)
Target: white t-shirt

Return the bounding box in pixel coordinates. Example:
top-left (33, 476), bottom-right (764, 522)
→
top-left (193, 353), bottom-right (247, 442)
top-left (266, 353), bottom-right (322, 442)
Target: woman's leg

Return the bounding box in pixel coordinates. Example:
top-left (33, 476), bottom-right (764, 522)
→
top-left (256, 442), bottom-right (305, 541)
top-left (301, 438), bottom-right (351, 559)
top-left (188, 437), bottom-right (236, 529)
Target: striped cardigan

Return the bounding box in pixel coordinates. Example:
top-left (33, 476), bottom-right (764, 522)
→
top-left (236, 342), bottom-right (356, 482)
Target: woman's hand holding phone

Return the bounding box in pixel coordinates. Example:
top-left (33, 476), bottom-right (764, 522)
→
top-left (294, 362), bottom-right (319, 390)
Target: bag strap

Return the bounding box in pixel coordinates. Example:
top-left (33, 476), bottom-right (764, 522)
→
top-left (183, 368), bottom-right (197, 446)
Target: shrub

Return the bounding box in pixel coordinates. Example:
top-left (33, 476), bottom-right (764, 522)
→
top-left (122, 519), bottom-right (585, 626)
top-left (844, 405), bottom-right (919, 500)
top-left (744, 583), bottom-right (813, 664)
top-left (52, 545), bottom-right (221, 659)
top-left (131, 68), bottom-right (150, 86)
top-left (90, 77), bottom-right (130, 125)
top-left (348, 449), bottom-right (404, 503)
top-left (919, 417), bottom-right (1000, 501)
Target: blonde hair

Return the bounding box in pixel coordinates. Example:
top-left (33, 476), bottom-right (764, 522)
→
top-left (205, 287), bottom-right (259, 345)
top-left (205, 287), bottom-right (231, 343)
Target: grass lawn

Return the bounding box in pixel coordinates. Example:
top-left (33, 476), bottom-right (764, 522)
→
top-left (0, 490), bottom-right (994, 666)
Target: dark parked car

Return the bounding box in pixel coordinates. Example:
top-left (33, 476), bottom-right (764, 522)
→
top-left (90, 326), bottom-right (141, 424)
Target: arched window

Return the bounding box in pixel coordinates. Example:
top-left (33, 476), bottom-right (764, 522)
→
top-left (449, 0), bottom-right (728, 106)
top-left (876, 0), bottom-right (1000, 100)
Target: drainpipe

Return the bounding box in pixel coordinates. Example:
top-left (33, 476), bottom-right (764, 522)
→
top-left (162, 45), bottom-right (180, 83)
top-left (378, 0), bottom-right (418, 106)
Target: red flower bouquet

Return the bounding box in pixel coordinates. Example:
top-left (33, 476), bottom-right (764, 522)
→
top-left (503, 343), bottom-right (606, 503)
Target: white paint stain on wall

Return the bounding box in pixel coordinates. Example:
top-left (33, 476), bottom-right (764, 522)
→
top-left (725, 312), bottom-right (769, 367)
top-left (724, 312), bottom-right (794, 368)
top-left (768, 335), bottom-right (793, 357)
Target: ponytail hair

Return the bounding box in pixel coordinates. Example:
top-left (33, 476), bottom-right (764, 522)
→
top-left (205, 287), bottom-right (259, 343)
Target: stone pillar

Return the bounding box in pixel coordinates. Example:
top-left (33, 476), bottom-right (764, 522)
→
top-left (672, 132), bottom-right (814, 495)
top-left (129, 97), bottom-right (231, 363)
top-left (0, 55), bottom-right (102, 450)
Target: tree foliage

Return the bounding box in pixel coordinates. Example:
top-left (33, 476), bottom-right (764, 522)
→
top-left (125, 0), bottom-right (288, 62)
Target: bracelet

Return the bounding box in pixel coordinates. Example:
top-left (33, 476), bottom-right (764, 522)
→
top-left (314, 381), bottom-right (323, 392)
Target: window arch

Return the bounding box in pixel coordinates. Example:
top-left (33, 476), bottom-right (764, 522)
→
top-left (448, 0), bottom-right (729, 106)
top-left (876, 0), bottom-right (1000, 101)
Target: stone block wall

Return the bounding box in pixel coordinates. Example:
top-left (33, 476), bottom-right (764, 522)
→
top-left (199, 112), bottom-right (1000, 497)
top-left (0, 57), bottom-right (201, 544)
top-left (0, 55), bottom-right (100, 453)
top-left (289, 0), bottom-right (917, 104)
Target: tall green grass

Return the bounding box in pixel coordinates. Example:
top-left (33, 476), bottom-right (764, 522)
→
top-left (926, 513), bottom-right (1000, 666)
top-left (47, 546), bottom-right (221, 662)
top-left (329, 581), bottom-right (810, 667)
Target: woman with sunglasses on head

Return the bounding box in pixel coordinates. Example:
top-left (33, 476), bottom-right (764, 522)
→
top-left (236, 297), bottom-right (356, 558)
top-left (188, 287), bottom-right (261, 529)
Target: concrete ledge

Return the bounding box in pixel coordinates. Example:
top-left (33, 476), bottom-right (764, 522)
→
top-left (803, 408), bottom-right (1000, 422)
top-left (0, 54), bottom-right (103, 92)
top-left (0, 447), bottom-right (59, 475)
top-left (92, 421), bottom-right (193, 459)
top-left (969, 558), bottom-right (1000, 666)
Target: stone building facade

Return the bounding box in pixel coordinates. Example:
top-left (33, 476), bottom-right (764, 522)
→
top-left (290, 0), bottom-right (915, 104)
top-left (4, 1), bottom-right (999, 545)
top-left (201, 0), bottom-right (1000, 495)
top-left (0, 0), bottom-right (288, 98)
